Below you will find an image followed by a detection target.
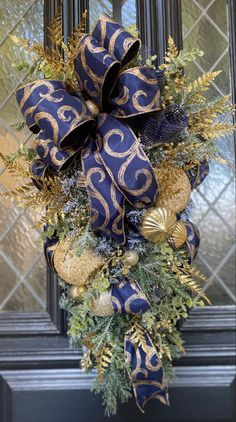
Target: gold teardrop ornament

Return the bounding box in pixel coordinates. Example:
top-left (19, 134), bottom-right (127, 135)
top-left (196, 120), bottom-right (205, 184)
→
top-left (168, 220), bottom-right (187, 249)
top-left (53, 239), bottom-right (105, 286)
top-left (91, 290), bottom-right (114, 317)
top-left (140, 207), bottom-right (177, 243)
top-left (154, 165), bottom-right (191, 213)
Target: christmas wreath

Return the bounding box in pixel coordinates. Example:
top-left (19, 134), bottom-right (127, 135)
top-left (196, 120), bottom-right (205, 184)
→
top-left (1, 9), bottom-right (235, 416)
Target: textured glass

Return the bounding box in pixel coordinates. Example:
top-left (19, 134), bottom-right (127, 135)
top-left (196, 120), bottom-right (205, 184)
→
top-left (182, 0), bottom-right (236, 305)
top-left (89, 0), bottom-right (136, 29)
top-left (0, 0), bottom-right (46, 312)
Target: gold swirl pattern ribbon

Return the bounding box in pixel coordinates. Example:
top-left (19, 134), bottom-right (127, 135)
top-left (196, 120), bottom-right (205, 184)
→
top-left (111, 277), bottom-right (150, 314)
top-left (16, 14), bottom-right (161, 242)
top-left (125, 331), bottom-right (169, 412)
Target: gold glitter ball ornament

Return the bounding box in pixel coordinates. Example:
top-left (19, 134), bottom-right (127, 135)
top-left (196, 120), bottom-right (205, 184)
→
top-left (168, 221), bottom-right (187, 249)
top-left (69, 285), bottom-right (87, 301)
top-left (155, 165), bottom-right (191, 213)
top-left (53, 240), bottom-right (105, 286)
top-left (140, 207), bottom-right (177, 243)
top-left (86, 99), bottom-right (100, 118)
top-left (122, 251), bottom-right (139, 267)
top-left (91, 290), bottom-right (114, 317)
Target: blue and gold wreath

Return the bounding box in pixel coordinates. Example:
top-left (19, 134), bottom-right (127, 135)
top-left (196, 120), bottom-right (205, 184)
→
top-left (16, 14), bottom-right (210, 413)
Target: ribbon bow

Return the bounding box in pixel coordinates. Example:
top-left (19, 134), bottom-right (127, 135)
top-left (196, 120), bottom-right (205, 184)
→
top-left (16, 14), bottom-right (164, 244)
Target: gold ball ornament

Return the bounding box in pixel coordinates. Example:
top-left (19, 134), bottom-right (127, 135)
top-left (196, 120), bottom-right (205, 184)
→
top-left (140, 207), bottom-right (177, 243)
top-left (85, 99), bottom-right (100, 118)
top-left (69, 285), bottom-right (87, 301)
top-left (168, 221), bottom-right (187, 249)
top-left (122, 250), bottom-right (139, 267)
top-left (53, 239), bottom-right (105, 286)
top-left (154, 165), bottom-right (191, 213)
top-left (91, 290), bottom-right (114, 317)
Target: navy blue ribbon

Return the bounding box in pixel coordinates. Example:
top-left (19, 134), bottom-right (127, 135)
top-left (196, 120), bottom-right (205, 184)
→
top-left (187, 160), bottom-right (209, 189)
top-left (111, 277), bottom-right (150, 314)
top-left (185, 220), bottom-right (200, 262)
top-left (125, 331), bottom-right (169, 412)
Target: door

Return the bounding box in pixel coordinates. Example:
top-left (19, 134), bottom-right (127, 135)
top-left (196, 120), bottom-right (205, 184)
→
top-left (0, 1), bottom-right (235, 421)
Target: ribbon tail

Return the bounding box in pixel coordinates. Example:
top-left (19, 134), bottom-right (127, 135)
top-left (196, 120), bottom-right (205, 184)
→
top-left (97, 113), bottom-right (158, 209)
top-left (124, 331), bottom-right (169, 412)
top-left (82, 137), bottom-right (125, 243)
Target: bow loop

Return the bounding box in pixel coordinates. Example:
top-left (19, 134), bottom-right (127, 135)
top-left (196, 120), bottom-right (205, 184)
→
top-left (33, 130), bottom-right (80, 171)
top-left (111, 67), bottom-right (161, 118)
top-left (17, 81), bottom-right (94, 149)
top-left (74, 34), bottom-right (120, 109)
top-left (16, 80), bottom-right (66, 133)
top-left (92, 13), bottom-right (140, 65)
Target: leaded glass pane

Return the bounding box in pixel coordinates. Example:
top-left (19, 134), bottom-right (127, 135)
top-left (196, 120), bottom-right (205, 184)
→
top-left (182, 0), bottom-right (236, 305)
top-left (0, 0), bottom-right (47, 311)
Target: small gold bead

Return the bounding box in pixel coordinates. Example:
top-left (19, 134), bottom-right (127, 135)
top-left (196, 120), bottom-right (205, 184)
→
top-left (122, 251), bottom-right (140, 267)
top-left (69, 285), bottom-right (87, 301)
top-left (86, 99), bottom-right (100, 118)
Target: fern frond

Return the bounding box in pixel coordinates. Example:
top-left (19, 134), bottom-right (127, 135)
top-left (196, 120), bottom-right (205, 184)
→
top-left (155, 334), bottom-right (173, 360)
top-left (48, 5), bottom-right (63, 47)
top-left (67, 10), bottom-right (87, 60)
top-left (96, 345), bottom-right (113, 383)
top-left (0, 152), bottom-right (31, 179)
top-left (202, 122), bottom-right (236, 140)
top-left (166, 36), bottom-right (179, 59)
top-left (187, 265), bottom-right (208, 282)
top-left (187, 71), bottom-right (221, 93)
top-left (126, 319), bottom-right (150, 356)
top-left (81, 350), bottom-right (93, 372)
top-left (173, 263), bottom-right (211, 304)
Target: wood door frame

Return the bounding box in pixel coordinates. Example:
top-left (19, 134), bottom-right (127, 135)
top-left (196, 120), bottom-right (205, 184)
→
top-left (0, 1), bottom-right (235, 420)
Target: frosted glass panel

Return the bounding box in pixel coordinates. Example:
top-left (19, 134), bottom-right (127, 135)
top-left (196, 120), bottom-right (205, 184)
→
top-left (182, 0), bottom-right (236, 305)
top-left (0, 0), bottom-right (47, 311)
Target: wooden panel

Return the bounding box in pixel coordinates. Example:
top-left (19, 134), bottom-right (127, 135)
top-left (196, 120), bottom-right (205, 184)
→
top-left (0, 366), bottom-right (235, 422)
